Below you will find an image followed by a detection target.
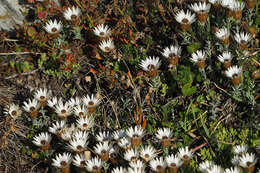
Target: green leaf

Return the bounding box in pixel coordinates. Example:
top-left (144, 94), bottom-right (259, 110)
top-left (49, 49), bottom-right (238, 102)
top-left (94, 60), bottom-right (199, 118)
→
top-left (187, 42), bottom-right (201, 54)
top-left (182, 83), bottom-right (197, 96)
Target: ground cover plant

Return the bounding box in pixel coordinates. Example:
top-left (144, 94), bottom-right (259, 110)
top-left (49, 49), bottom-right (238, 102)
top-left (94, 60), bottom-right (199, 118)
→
top-left (0, 0), bottom-right (260, 172)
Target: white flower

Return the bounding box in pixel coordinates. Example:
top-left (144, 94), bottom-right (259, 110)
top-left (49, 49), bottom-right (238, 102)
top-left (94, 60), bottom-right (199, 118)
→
top-left (113, 129), bottom-right (125, 141)
top-left (94, 142), bottom-right (114, 156)
top-left (149, 157), bottom-right (167, 172)
top-left (74, 105), bottom-right (88, 117)
top-left (218, 51), bottom-right (232, 63)
top-left (230, 1), bottom-right (245, 11)
top-left (52, 152), bottom-right (72, 168)
top-left (215, 28), bottom-right (230, 39)
top-left (224, 167), bottom-right (241, 173)
top-left (209, 0), bottom-right (220, 4)
top-left (175, 10), bottom-right (196, 24)
top-left (32, 132), bottom-right (52, 147)
top-left (221, 0), bottom-right (235, 8)
top-left (128, 167), bottom-right (145, 173)
top-left (140, 145), bottom-right (157, 162)
top-left (49, 120), bottom-right (66, 134)
top-left (199, 160), bottom-right (215, 173)
top-left (64, 6), bottom-right (81, 21)
top-left (68, 138), bottom-right (88, 152)
top-left (76, 116), bottom-right (95, 131)
top-left (225, 65), bottom-right (242, 79)
top-left (191, 50), bottom-right (207, 63)
top-left (73, 130), bottom-right (89, 140)
top-left (93, 24), bottom-right (111, 38)
top-left (99, 39), bottom-right (115, 52)
top-left (68, 97), bottom-right (82, 107)
top-left (233, 145), bottom-right (247, 155)
top-left (4, 103), bottom-right (22, 119)
top-left (162, 45), bottom-right (182, 58)
top-left (117, 137), bottom-right (131, 149)
top-left (112, 167), bottom-right (127, 173)
top-left (234, 32), bottom-right (252, 44)
top-left (82, 94), bottom-right (101, 108)
top-left (140, 56), bottom-right (161, 72)
top-left (239, 153), bottom-right (258, 168)
top-left (60, 124), bottom-right (76, 141)
top-left (166, 154), bottom-right (184, 168)
top-left (190, 2), bottom-right (211, 13)
top-left (34, 88), bottom-right (52, 102)
top-left (208, 165), bottom-right (224, 173)
top-left (44, 19), bottom-right (62, 34)
top-left (54, 101), bottom-right (73, 119)
top-left (124, 148), bottom-right (139, 162)
top-left (47, 96), bottom-right (63, 108)
top-left (96, 131), bottom-right (112, 142)
top-left (129, 159), bottom-right (145, 170)
top-left (232, 155), bottom-right (240, 166)
top-left (73, 154), bottom-right (87, 167)
top-left (86, 157), bottom-right (102, 172)
top-left (126, 126), bottom-right (145, 138)
top-left (156, 128), bottom-right (172, 140)
top-left (178, 146), bottom-right (193, 160)
top-left (23, 99), bottom-right (40, 112)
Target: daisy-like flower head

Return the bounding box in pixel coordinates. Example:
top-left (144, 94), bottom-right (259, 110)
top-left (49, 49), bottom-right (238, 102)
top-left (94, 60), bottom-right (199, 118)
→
top-left (162, 45), bottom-right (182, 59)
top-left (82, 94), bottom-right (101, 113)
top-left (86, 157), bottom-right (102, 172)
top-left (239, 153), bottom-right (258, 169)
top-left (178, 146), bottom-right (193, 165)
top-left (128, 167), bottom-right (145, 173)
top-left (4, 103), bottom-right (22, 119)
top-left (230, 1), bottom-right (245, 11)
top-left (117, 137), bottom-right (131, 150)
top-left (199, 160), bottom-right (215, 173)
top-left (74, 104), bottom-right (88, 117)
top-left (140, 145), bottom-right (157, 162)
top-left (149, 157), bottom-right (167, 172)
top-left (23, 99), bottom-right (40, 113)
top-left (124, 148), bottom-right (139, 162)
top-left (218, 51), bottom-right (232, 63)
top-left (32, 132), bottom-right (52, 150)
top-left (54, 101), bottom-right (73, 119)
top-left (126, 126), bottom-right (145, 147)
top-left (64, 6), bottom-right (81, 21)
top-left (44, 19), bottom-right (62, 35)
top-left (129, 159), bottom-right (146, 171)
top-left (234, 32), bottom-right (252, 49)
top-left (221, 0), bottom-right (235, 8)
top-left (94, 141), bottom-right (114, 161)
top-left (60, 123), bottom-right (76, 141)
top-left (208, 165), bottom-right (224, 173)
top-left (93, 24), bottom-right (111, 38)
top-left (232, 155), bottom-right (240, 166)
top-left (99, 39), bottom-right (115, 52)
top-left (191, 50), bottom-right (207, 69)
top-left (140, 56), bottom-right (161, 77)
top-left (52, 152), bottom-right (72, 168)
top-left (225, 65), bottom-right (242, 79)
top-left (113, 129), bottom-right (125, 141)
top-left (233, 145), bottom-right (247, 155)
top-left (175, 10), bottom-right (196, 31)
top-left (112, 167), bottom-right (127, 173)
top-left (156, 127), bottom-right (172, 148)
top-left (68, 138), bottom-right (88, 153)
top-left (96, 131), bottom-right (112, 143)
top-left (73, 154), bottom-right (87, 168)
top-left (49, 120), bottom-right (66, 135)
top-left (215, 28), bottom-right (230, 44)
top-left (73, 130), bottom-right (89, 141)
top-left (68, 97), bottom-right (82, 107)
top-left (166, 154), bottom-right (184, 168)
top-left (190, 2), bottom-right (211, 13)
top-left (76, 116), bottom-right (95, 131)
top-left (224, 167), bottom-right (241, 173)
top-left (34, 88), bottom-right (52, 105)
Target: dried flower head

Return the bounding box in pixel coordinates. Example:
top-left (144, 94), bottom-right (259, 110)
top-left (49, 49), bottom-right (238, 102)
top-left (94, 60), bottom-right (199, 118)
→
top-left (4, 103), bottom-right (22, 119)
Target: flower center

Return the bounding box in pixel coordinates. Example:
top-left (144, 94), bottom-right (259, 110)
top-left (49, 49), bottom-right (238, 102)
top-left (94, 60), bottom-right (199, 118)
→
top-left (232, 73), bottom-right (238, 78)
top-left (11, 110), bottom-right (17, 116)
top-left (30, 107), bottom-right (36, 112)
top-left (61, 109), bottom-right (67, 114)
top-left (79, 112), bottom-right (84, 116)
top-left (183, 154), bottom-right (189, 160)
top-left (240, 40), bottom-right (247, 45)
top-left (100, 32), bottom-right (105, 36)
top-left (169, 53), bottom-right (176, 58)
top-left (40, 96), bottom-right (45, 100)
top-left (83, 123), bottom-right (88, 128)
top-left (93, 165), bottom-right (99, 171)
top-left (88, 101), bottom-right (94, 106)
top-left (147, 64), bottom-right (155, 71)
top-left (156, 165), bottom-right (163, 171)
top-left (144, 154), bottom-right (150, 159)
top-left (182, 18), bottom-right (189, 23)
top-left (71, 14), bottom-right (77, 20)
top-left (101, 150), bottom-right (107, 155)
top-left (77, 145), bottom-right (83, 151)
top-left (40, 140), bottom-right (46, 145)
top-left (105, 46), bottom-right (110, 52)
top-left (246, 161), bottom-right (252, 167)
top-left (162, 136), bottom-right (168, 140)
top-left (171, 163), bottom-right (177, 167)
top-left (60, 161), bottom-right (67, 167)
top-left (80, 161), bottom-right (86, 167)
top-left (51, 27), bottom-right (58, 33)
